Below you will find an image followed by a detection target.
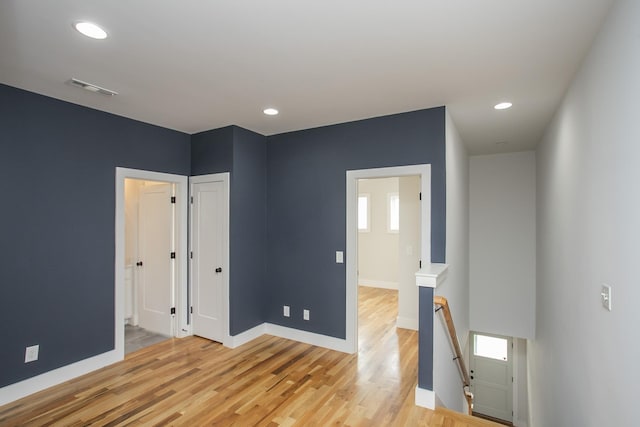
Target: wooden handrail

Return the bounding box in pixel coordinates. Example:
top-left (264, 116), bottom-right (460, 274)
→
top-left (434, 296), bottom-right (474, 415)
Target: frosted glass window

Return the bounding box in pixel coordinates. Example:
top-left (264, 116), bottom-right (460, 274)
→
top-left (358, 195), bottom-right (370, 232)
top-left (474, 334), bottom-right (508, 361)
top-left (388, 193), bottom-right (399, 232)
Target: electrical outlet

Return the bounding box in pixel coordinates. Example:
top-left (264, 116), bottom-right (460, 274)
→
top-left (303, 309), bottom-right (310, 321)
top-left (25, 345), bottom-right (39, 363)
top-left (283, 305), bottom-right (290, 317)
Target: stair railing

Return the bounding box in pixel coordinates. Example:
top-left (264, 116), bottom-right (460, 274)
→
top-left (433, 296), bottom-right (474, 415)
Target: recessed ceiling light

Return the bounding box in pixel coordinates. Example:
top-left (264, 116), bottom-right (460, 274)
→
top-left (494, 102), bottom-right (513, 110)
top-left (263, 108), bottom-right (279, 116)
top-left (74, 21), bottom-right (108, 39)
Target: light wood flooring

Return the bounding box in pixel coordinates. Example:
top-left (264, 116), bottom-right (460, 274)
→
top-left (0, 287), bottom-right (498, 426)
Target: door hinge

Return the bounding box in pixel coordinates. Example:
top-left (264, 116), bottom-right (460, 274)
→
top-left (170, 252), bottom-right (176, 259)
top-left (190, 306), bottom-right (193, 314)
top-left (170, 307), bottom-right (176, 315)
top-left (419, 260), bottom-right (422, 268)
top-left (419, 192), bottom-right (422, 200)
top-left (170, 196), bottom-right (176, 204)
top-left (190, 251), bottom-right (193, 259)
top-left (190, 196), bottom-right (194, 204)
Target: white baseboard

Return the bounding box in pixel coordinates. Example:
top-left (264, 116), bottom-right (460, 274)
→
top-left (396, 316), bottom-right (418, 330)
top-left (415, 386), bottom-right (436, 409)
top-left (225, 323), bottom-right (267, 348)
top-left (358, 279), bottom-right (398, 290)
top-left (224, 322), bottom-right (352, 354)
top-left (265, 323), bottom-right (352, 353)
top-left (0, 349), bottom-right (121, 407)
top-left (515, 419), bottom-right (529, 427)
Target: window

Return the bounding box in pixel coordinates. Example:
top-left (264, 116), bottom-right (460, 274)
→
top-left (473, 334), bottom-right (508, 361)
top-left (358, 194), bottom-right (370, 232)
top-left (388, 192), bottom-right (399, 233)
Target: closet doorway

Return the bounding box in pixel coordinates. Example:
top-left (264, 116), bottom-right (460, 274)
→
top-left (115, 168), bottom-right (189, 359)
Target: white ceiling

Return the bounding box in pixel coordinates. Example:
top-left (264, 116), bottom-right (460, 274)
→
top-left (0, 1), bottom-right (614, 154)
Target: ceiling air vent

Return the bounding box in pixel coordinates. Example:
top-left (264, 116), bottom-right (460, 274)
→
top-left (68, 78), bottom-right (118, 96)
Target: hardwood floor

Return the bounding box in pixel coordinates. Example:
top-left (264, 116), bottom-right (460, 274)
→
top-left (0, 287), bottom-right (498, 426)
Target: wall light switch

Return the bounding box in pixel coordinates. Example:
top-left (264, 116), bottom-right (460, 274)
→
top-left (336, 251), bottom-right (344, 263)
top-left (303, 309), bottom-right (310, 321)
top-left (283, 305), bottom-right (290, 317)
top-left (601, 285), bottom-right (612, 311)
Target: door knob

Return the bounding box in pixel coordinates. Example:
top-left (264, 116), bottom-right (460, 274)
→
top-left (215, 267), bottom-right (222, 273)
top-left (136, 261), bottom-right (143, 267)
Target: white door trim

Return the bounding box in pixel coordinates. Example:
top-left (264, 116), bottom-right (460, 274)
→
top-left (189, 173), bottom-right (231, 347)
top-left (346, 164), bottom-right (431, 353)
top-left (115, 167), bottom-right (189, 360)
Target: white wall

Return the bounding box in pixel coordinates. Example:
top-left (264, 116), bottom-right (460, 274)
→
top-left (531, 1), bottom-right (639, 425)
top-left (469, 152), bottom-right (536, 339)
top-left (397, 176), bottom-right (421, 329)
top-left (514, 338), bottom-right (529, 426)
top-left (434, 108), bottom-right (469, 412)
top-left (358, 177), bottom-right (399, 288)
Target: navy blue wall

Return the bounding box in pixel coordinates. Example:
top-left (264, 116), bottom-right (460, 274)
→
top-left (1, 82), bottom-right (443, 391)
top-left (266, 108), bottom-right (446, 338)
top-left (190, 126), bottom-right (267, 335)
top-left (191, 126), bottom-right (234, 175)
top-left (0, 84), bottom-right (191, 387)
top-left (229, 127), bottom-right (267, 334)
top-left (418, 287), bottom-right (434, 390)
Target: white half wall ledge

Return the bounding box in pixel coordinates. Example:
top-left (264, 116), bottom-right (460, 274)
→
top-left (415, 263), bottom-right (449, 288)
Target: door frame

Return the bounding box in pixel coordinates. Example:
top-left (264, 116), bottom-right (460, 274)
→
top-left (115, 167), bottom-right (189, 360)
top-left (189, 173), bottom-right (231, 346)
top-left (346, 164), bottom-right (431, 353)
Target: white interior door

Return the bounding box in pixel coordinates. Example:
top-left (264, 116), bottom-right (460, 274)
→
top-left (137, 183), bottom-right (174, 336)
top-left (191, 179), bottom-right (227, 342)
top-left (470, 332), bottom-right (513, 422)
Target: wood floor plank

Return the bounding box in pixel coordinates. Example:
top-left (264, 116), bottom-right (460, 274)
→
top-left (0, 287), bottom-right (499, 426)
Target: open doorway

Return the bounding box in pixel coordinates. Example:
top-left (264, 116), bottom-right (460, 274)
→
top-left (357, 176), bottom-right (421, 341)
top-left (123, 178), bottom-right (175, 354)
top-left (115, 168), bottom-right (189, 360)
top-left (346, 164), bottom-right (431, 353)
